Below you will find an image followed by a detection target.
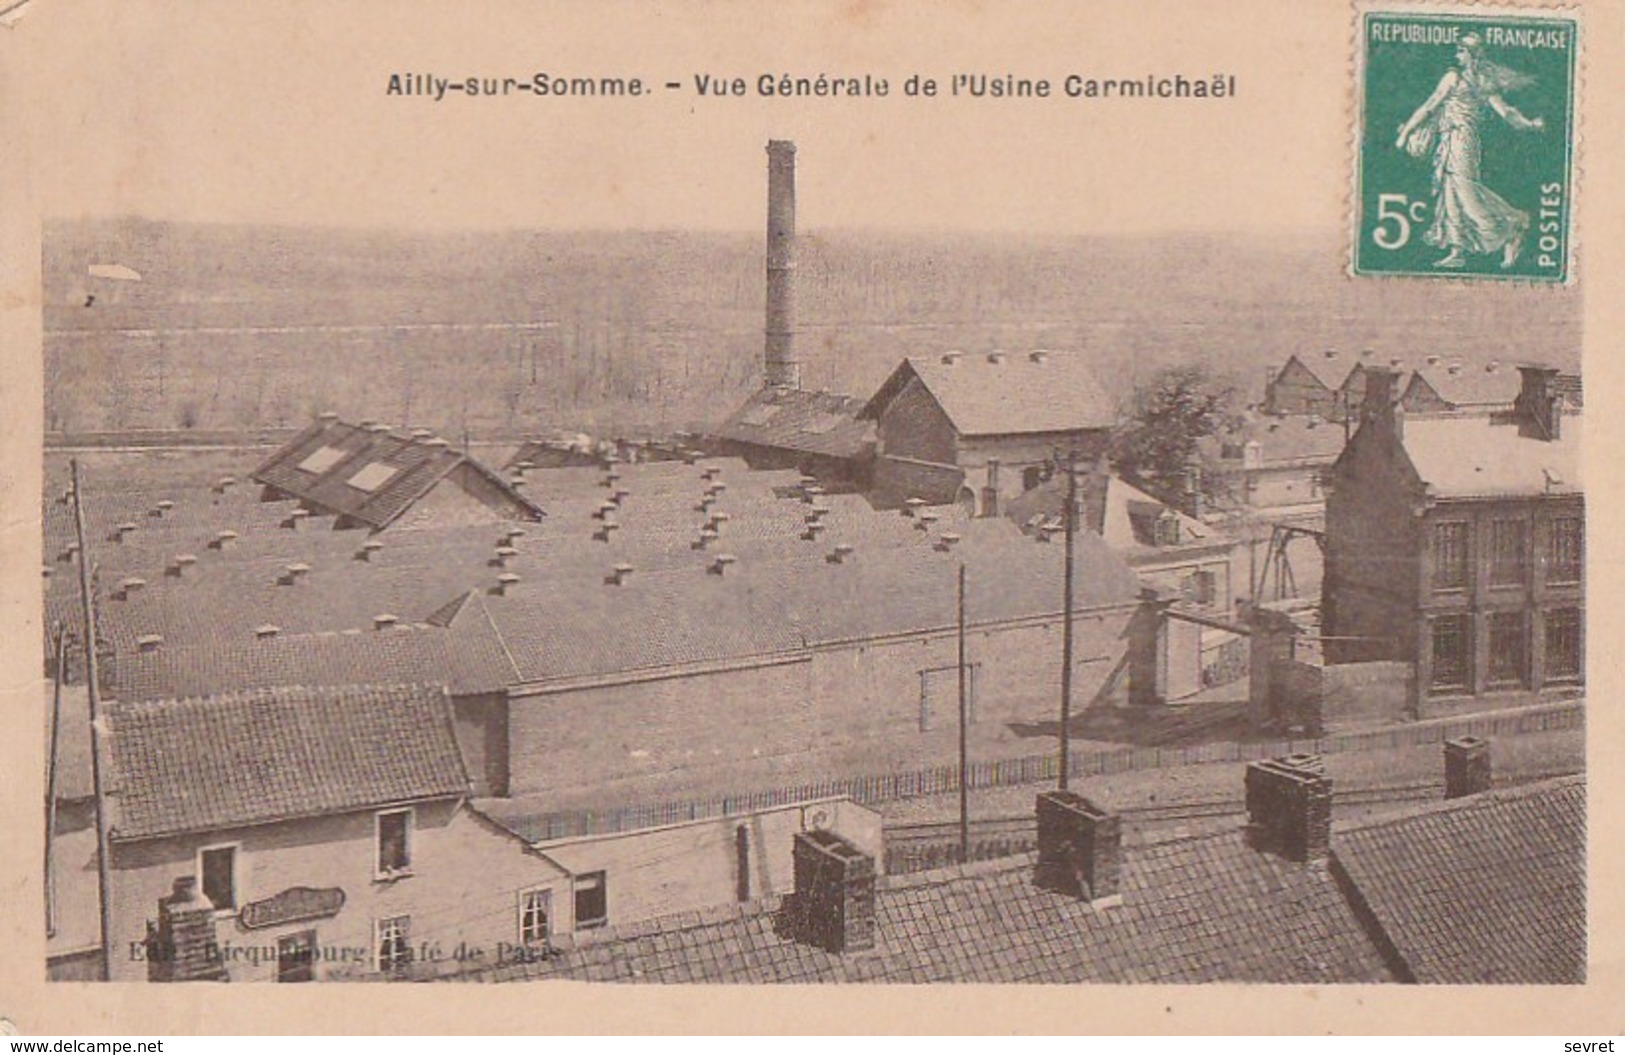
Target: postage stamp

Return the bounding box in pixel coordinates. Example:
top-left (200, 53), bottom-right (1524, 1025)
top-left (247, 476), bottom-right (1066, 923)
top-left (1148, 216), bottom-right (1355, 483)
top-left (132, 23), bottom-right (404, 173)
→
top-left (1352, 5), bottom-right (1578, 282)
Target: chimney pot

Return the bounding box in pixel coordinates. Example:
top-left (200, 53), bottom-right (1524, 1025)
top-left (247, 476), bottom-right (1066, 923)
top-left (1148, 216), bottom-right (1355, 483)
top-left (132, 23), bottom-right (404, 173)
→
top-left (318, 411), bottom-right (339, 422)
top-left (940, 351), bottom-right (963, 366)
top-left (254, 625), bottom-right (281, 639)
top-left (210, 529), bottom-right (239, 550)
top-left (374, 613), bottom-right (400, 630)
top-left (119, 576), bottom-right (148, 595)
top-left (607, 563), bottom-right (635, 586)
top-left (1029, 350), bottom-right (1050, 364)
top-left (426, 437), bottom-right (450, 449)
top-left (934, 532), bottom-right (962, 552)
top-left (827, 543), bottom-right (855, 564)
top-left (1324, 350), bottom-right (1337, 360)
top-left (710, 553), bottom-right (738, 575)
top-left (1034, 791), bottom-right (1123, 905)
top-left (493, 572), bottom-right (522, 595)
top-left (987, 350), bottom-right (1008, 365)
top-left (1426, 354), bottom-right (1442, 366)
top-left (136, 634), bottom-right (163, 653)
top-left (1444, 736), bottom-right (1493, 799)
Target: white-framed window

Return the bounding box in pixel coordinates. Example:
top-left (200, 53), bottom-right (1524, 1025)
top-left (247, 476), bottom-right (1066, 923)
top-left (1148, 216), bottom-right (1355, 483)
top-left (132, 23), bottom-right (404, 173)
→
top-left (375, 915), bottom-right (411, 974)
top-left (518, 887), bottom-right (552, 945)
top-left (573, 871), bottom-right (608, 929)
top-left (376, 808), bottom-right (413, 878)
top-left (197, 842), bottom-right (240, 913)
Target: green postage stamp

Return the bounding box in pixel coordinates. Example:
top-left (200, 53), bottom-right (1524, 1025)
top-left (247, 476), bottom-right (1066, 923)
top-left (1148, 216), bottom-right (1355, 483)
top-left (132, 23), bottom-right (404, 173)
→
top-left (1352, 4), bottom-right (1578, 282)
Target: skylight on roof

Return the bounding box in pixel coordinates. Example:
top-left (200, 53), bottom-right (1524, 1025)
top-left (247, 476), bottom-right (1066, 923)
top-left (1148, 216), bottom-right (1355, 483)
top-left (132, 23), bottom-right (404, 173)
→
top-left (739, 405), bottom-right (782, 427)
top-left (346, 462), bottom-right (400, 492)
top-left (297, 445), bottom-right (347, 474)
top-left (799, 413), bottom-right (847, 435)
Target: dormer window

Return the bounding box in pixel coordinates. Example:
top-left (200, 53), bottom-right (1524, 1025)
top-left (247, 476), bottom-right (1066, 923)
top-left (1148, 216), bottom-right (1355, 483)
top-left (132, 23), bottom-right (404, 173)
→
top-left (1153, 511), bottom-right (1182, 547)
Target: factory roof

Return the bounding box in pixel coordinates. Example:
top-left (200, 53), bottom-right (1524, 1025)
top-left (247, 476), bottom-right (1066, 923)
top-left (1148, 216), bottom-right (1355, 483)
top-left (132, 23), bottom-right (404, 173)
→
top-left (710, 387), bottom-right (875, 461)
top-left (861, 352), bottom-right (1118, 437)
top-left (252, 418), bottom-right (544, 530)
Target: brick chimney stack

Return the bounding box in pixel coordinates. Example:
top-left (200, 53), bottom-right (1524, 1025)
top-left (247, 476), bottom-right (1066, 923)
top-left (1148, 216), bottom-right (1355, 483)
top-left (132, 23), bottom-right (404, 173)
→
top-left (1034, 791), bottom-right (1123, 905)
top-left (1359, 367), bottom-right (1402, 440)
top-left (1516, 364), bottom-right (1564, 441)
top-left (789, 829), bottom-right (876, 953)
top-left (1444, 736), bottom-right (1493, 798)
top-left (1244, 755), bottom-right (1333, 862)
top-left (147, 876), bottom-right (227, 982)
top-left (764, 140), bottom-right (800, 389)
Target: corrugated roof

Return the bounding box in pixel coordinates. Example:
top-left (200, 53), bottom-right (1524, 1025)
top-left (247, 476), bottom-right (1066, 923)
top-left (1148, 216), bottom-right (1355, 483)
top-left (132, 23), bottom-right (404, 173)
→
top-left (252, 419), bottom-right (544, 530)
top-left (1333, 777), bottom-right (1584, 983)
top-left (448, 830), bottom-right (1393, 983)
top-left (862, 354), bottom-right (1118, 437)
top-left (1402, 413), bottom-right (1582, 498)
top-left (103, 684), bottom-right (469, 841)
top-left (710, 387), bottom-right (876, 460)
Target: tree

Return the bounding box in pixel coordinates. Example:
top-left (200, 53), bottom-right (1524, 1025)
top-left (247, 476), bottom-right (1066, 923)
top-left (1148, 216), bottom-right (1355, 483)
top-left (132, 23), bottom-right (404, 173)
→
top-left (1111, 365), bottom-right (1233, 515)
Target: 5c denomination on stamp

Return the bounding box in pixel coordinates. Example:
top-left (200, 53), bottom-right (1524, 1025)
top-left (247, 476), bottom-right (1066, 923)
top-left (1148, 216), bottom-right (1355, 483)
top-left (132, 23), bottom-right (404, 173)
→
top-left (1353, 5), bottom-right (1577, 282)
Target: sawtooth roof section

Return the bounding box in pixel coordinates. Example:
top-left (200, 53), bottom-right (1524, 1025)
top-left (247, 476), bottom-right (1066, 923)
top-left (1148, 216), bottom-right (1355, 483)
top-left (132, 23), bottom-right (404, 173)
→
top-left (710, 387), bottom-right (876, 460)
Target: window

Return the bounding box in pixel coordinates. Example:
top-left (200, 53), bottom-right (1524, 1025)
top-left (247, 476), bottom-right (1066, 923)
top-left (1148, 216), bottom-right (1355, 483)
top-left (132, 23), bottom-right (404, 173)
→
top-left (198, 844), bottom-right (238, 911)
top-left (376, 916), bottom-right (411, 974)
top-left (1153, 512), bottom-right (1182, 547)
top-left (518, 888), bottom-right (552, 946)
top-left (919, 663), bottom-right (980, 731)
top-left (1432, 522), bottom-right (1468, 590)
top-left (1022, 466), bottom-right (1045, 492)
top-left (1546, 608), bottom-right (1583, 682)
top-left (1429, 614), bottom-right (1470, 692)
top-left (1549, 517), bottom-right (1583, 584)
top-left (1183, 569), bottom-right (1218, 608)
top-left (1487, 612), bottom-right (1527, 688)
top-left (1488, 519), bottom-right (1527, 586)
top-left (276, 930), bottom-right (316, 983)
top-left (574, 871), bottom-right (608, 929)
top-left (376, 809), bottom-right (412, 877)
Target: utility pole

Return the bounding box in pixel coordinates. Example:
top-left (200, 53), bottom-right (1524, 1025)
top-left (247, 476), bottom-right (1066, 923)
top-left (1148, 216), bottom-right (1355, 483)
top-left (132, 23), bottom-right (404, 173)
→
top-left (1059, 448), bottom-right (1078, 791)
top-left (957, 562), bottom-right (969, 864)
top-left (70, 460), bottom-right (116, 981)
top-left (45, 623), bottom-right (65, 938)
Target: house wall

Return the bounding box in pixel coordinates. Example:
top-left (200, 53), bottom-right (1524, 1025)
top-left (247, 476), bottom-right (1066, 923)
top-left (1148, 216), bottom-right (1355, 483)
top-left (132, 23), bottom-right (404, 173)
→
top-left (876, 378), bottom-right (958, 465)
top-left (871, 455), bottom-right (965, 509)
top-left (535, 798), bottom-right (882, 929)
top-left (451, 693), bottom-right (510, 798)
top-left (107, 800), bottom-right (570, 982)
top-left (1399, 376), bottom-right (1452, 413)
top-left (505, 607), bottom-right (1140, 798)
top-left (1322, 423), bottom-right (1423, 665)
top-left (957, 432), bottom-right (1110, 514)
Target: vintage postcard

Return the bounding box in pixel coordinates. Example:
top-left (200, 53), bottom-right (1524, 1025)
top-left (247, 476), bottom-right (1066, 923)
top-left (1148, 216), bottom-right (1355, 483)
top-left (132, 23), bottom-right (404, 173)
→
top-left (1, 0), bottom-right (1622, 1037)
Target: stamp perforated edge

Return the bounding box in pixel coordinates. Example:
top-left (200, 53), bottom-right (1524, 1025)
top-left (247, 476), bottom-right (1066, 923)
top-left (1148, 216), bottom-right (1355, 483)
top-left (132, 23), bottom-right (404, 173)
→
top-left (1345, 0), bottom-right (1584, 286)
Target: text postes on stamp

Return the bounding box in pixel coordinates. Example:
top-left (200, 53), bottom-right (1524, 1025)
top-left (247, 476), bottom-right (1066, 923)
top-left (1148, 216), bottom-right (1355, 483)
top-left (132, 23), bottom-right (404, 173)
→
top-left (1353, 7), bottom-right (1577, 282)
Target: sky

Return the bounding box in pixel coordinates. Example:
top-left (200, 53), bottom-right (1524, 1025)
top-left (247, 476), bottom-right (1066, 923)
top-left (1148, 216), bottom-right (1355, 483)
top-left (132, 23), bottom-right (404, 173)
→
top-left (3, 0), bottom-right (1342, 233)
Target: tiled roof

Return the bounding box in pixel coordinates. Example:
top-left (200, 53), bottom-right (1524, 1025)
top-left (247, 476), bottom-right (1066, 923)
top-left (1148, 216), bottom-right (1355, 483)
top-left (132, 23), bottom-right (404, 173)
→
top-left (1209, 415), bottom-right (1349, 467)
top-left (710, 387), bottom-right (876, 461)
top-left (103, 684), bottom-right (469, 841)
top-left (861, 353), bottom-right (1118, 437)
top-left (108, 620), bottom-right (516, 702)
top-left (450, 831), bottom-right (1393, 984)
top-left (1401, 413), bottom-right (1582, 498)
top-left (1281, 353), bottom-right (1347, 391)
top-left (1331, 776), bottom-right (1585, 984)
top-left (252, 419), bottom-right (544, 530)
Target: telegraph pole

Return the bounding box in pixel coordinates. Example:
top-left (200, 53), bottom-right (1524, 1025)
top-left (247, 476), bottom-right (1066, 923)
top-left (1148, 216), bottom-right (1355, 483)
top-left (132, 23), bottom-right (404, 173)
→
top-left (70, 460), bottom-right (116, 980)
top-left (1059, 449), bottom-right (1078, 791)
top-left (957, 562), bottom-right (970, 863)
top-left (45, 623), bottom-right (65, 938)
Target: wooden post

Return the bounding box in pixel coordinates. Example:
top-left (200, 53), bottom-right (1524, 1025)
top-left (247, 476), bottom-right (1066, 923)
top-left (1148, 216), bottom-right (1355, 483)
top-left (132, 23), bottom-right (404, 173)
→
top-left (957, 562), bottom-right (969, 863)
top-left (44, 623), bottom-right (65, 938)
top-left (71, 460), bottom-right (117, 981)
top-left (1060, 449), bottom-right (1078, 791)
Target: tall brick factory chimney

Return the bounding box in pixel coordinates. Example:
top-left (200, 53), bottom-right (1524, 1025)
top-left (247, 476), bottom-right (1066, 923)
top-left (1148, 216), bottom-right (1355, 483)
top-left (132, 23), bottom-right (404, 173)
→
top-left (765, 140), bottom-right (800, 389)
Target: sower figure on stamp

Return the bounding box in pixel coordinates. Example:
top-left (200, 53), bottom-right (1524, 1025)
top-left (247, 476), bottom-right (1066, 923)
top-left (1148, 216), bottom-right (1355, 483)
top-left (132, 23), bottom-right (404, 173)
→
top-left (1395, 33), bottom-right (1544, 270)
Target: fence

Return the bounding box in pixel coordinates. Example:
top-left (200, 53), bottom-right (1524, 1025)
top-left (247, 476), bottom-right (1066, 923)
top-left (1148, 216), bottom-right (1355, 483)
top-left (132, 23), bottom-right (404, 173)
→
top-left (510, 699), bottom-right (1583, 842)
